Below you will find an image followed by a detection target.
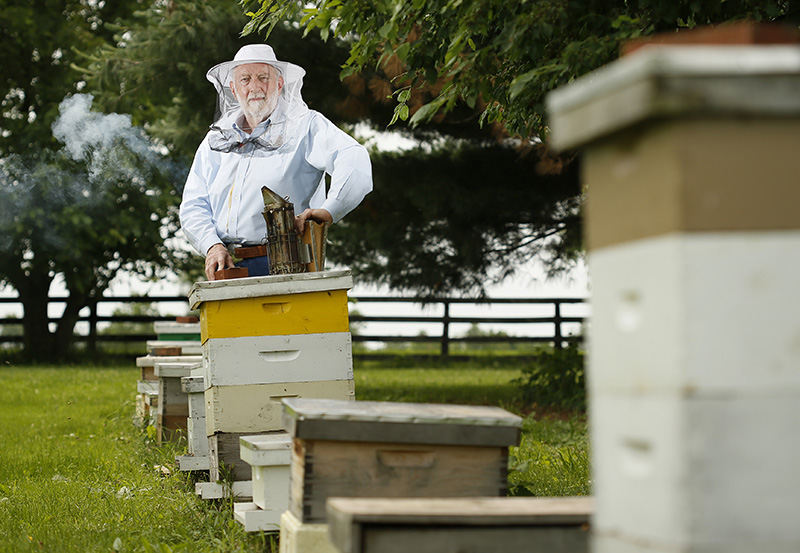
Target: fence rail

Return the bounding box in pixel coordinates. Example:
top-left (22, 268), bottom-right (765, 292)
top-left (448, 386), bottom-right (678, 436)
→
top-left (0, 295), bottom-right (587, 356)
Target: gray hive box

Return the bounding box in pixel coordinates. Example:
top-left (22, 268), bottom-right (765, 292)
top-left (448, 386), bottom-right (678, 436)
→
top-left (282, 398), bottom-right (522, 523)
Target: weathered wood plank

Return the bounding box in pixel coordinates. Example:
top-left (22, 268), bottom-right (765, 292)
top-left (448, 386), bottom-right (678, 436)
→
top-left (155, 361), bottom-right (202, 378)
top-left (291, 439), bottom-right (509, 523)
top-left (146, 340), bottom-right (202, 355)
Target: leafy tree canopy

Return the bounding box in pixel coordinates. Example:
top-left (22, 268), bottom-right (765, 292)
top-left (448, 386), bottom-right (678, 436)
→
top-left (245, 0), bottom-right (796, 140)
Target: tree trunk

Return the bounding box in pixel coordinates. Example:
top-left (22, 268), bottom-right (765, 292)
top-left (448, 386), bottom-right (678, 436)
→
top-left (52, 292), bottom-right (89, 359)
top-left (16, 270), bottom-right (57, 362)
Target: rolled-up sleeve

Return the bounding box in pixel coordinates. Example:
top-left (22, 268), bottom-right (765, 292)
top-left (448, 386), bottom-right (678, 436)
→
top-left (179, 137), bottom-right (223, 255)
top-left (304, 113), bottom-right (372, 223)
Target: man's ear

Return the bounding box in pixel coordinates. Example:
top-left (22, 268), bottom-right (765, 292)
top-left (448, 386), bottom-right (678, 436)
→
top-left (277, 76), bottom-right (285, 91)
top-left (229, 81), bottom-right (238, 100)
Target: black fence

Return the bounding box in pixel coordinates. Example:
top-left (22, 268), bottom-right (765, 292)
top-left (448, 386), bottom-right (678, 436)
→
top-left (0, 295), bottom-right (587, 356)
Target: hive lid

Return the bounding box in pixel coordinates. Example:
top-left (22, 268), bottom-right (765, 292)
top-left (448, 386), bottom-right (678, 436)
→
top-left (282, 398), bottom-right (522, 447)
top-left (188, 269), bottom-right (353, 309)
top-left (153, 321), bottom-right (201, 334)
top-left (154, 361), bottom-right (203, 378)
top-left (135, 355), bottom-right (202, 367)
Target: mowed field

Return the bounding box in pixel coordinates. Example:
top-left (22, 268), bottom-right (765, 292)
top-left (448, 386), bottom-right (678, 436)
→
top-left (0, 362), bottom-right (589, 553)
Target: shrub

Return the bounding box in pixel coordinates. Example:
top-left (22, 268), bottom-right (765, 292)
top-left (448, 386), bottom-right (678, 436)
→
top-left (514, 343), bottom-right (585, 410)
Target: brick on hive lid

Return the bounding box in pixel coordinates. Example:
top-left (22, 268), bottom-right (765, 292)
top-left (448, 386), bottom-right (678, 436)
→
top-left (214, 267), bottom-right (249, 280)
top-left (176, 315), bottom-right (199, 323)
top-left (151, 346), bottom-right (182, 356)
top-left (621, 21), bottom-right (800, 56)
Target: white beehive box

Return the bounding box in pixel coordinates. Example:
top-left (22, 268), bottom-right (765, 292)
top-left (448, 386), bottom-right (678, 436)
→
top-left (202, 332), bottom-right (353, 388)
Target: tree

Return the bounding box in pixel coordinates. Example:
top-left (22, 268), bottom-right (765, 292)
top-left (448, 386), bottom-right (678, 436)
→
top-left (0, 0), bottom-right (142, 155)
top-left (0, 94), bottom-right (181, 361)
top-left (333, 141), bottom-right (581, 294)
top-left (0, 1), bottom-right (191, 361)
top-left (80, 0), bottom-right (363, 161)
top-left (246, 0), bottom-right (797, 140)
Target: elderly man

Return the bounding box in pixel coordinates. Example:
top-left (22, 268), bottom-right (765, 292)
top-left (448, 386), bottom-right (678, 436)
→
top-left (180, 44), bottom-right (372, 280)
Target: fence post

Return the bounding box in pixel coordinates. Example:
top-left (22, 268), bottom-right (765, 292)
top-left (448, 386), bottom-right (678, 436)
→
top-left (88, 299), bottom-right (98, 354)
top-left (440, 300), bottom-right (450, 357)
top-left (553, 301), bottom-right (563, 350)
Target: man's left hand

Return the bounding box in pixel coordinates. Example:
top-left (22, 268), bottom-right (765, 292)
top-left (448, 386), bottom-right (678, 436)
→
top-left (295, 208), bottom-right (333, 234)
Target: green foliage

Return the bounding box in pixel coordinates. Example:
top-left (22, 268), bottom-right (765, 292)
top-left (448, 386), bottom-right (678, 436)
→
top-left (514, 343), bottom-right (586, 410)
top-left (0, 0), bottom-right (141, 156)
top-left (246, 0), bottom-right (796, 140)
top-left (508, 414), bottom-right (590, 496)
top-left (333, 141), bottom-right (581, 295)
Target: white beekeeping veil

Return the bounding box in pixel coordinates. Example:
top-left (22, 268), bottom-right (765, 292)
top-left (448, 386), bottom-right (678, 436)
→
top-left (206, 44), bottom-right (308, 150)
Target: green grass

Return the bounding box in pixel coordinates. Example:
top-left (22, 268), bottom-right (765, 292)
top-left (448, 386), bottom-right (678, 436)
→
top-left (0, 360), bottom-right (589, 553)
top-left (0, 366), bottom-right (269, 553)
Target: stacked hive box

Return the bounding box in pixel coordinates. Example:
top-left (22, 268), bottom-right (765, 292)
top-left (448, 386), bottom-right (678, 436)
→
top-left (154, 319), bottom-right (202, 342)
top-left (135, 353), bottom-right (201, 427)
top-left (188, 270), bottom-right (355, 492)
top-left (277, 398), bottom-right (522, 553)
top-left (547, 31), bottom-right (800, 553)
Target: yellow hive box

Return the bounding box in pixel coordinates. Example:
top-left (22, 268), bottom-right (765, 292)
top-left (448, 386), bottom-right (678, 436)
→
top-left (188, 270), bottom-right (353, 342)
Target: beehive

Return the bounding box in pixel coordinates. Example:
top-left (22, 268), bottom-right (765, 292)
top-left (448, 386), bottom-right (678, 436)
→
top-left (546, 35), bottom-right (800, 552)
top-left (187, 270), bottom-right (355, 487)
top-left (281, 398), bottom-right (522, 524)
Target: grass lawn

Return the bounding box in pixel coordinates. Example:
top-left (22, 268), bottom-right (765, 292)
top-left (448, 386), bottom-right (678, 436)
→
top-left (0, 360), bottom-right (589, 553)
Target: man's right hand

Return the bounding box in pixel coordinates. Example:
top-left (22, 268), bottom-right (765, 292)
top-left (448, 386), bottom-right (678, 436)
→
top-left (205, 243), bottom-right (235, 280)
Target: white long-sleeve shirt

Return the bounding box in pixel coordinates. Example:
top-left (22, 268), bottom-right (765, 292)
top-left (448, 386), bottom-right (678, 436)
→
top-left (180, 109), bottom-right (372, 255)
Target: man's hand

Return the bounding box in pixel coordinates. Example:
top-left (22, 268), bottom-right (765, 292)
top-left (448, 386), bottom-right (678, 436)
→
top-left (205, 243), bottom-right (235, 280)
top-left (295, 208), bottom-right (333, 234)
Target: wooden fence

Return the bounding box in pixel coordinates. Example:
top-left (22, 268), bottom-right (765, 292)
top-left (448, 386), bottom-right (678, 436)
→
top-left (0, 295), bottom-right (586, 356)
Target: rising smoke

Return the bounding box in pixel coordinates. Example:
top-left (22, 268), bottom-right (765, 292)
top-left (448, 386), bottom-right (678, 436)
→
top-left (0, 94), bottom-right (184, 256)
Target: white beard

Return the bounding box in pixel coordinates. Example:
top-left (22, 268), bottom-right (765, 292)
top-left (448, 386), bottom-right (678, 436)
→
top-left (242, 92), bottom-right (279, 124)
